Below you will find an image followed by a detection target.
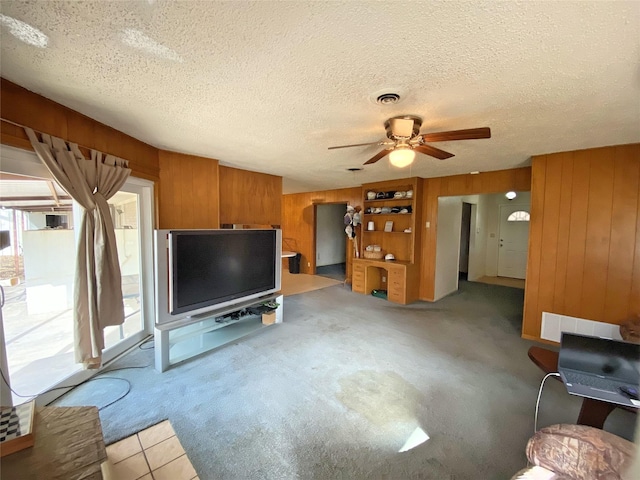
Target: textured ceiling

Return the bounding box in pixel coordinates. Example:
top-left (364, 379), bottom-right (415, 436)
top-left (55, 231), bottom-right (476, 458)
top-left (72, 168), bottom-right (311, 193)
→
top-left (1, 1), bottom-right (638, 194)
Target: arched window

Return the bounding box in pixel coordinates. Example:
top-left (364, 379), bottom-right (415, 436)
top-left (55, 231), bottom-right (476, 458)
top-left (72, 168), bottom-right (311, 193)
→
top-left (507, 211), bottom-right (530, 222)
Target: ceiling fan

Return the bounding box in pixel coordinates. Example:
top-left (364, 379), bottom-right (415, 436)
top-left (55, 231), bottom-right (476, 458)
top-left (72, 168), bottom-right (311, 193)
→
top-left (328, 116), bottom-right (491, 168)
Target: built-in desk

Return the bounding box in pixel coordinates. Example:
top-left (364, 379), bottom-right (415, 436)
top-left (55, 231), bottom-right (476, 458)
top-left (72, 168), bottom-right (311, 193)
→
top-left (352, 258), bottom-right (419, 304)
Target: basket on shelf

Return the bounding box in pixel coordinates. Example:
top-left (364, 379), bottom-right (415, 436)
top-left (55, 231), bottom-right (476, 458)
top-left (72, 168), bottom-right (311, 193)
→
top-left (362, 250), bottom-right (385, 259)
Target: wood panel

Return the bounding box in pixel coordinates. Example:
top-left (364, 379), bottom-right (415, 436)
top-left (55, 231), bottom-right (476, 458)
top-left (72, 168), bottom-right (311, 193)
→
top-left (219, 166), bottom-right (282, 226)
top-left (1, 78), bottom-right (160, 181)
top-left (281, 187), bottom-right (361, 274)
top-left (158, 150), bottom-right (219, 229)
top-left (522, 144), bottom-right (640, 341)
top-left (604, 150), bottom-right (640, 322)
top-left (419, 167), bottom-right (532, 300)
top-left (552, 154), bottom-right (575, 313)
top-left (522, 160), bottom-right (546, 338)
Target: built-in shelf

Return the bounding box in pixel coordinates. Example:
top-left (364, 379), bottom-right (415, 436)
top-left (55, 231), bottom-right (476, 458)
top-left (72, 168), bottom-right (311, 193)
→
top-left (364, 197), bottom-right (414, 203)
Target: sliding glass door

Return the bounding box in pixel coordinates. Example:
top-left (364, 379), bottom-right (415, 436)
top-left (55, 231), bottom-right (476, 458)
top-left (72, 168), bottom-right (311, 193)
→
top-left (0, 145), bottom-right (154, 404)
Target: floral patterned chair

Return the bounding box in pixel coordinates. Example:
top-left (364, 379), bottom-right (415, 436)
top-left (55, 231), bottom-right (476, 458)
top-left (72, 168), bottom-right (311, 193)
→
top-left (513, 424), bottom-right (637, 479)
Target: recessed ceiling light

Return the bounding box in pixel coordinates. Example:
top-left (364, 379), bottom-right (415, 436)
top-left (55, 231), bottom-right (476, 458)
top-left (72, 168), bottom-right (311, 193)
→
top-left (0, 14), bottom-right (48, 48)
top-left (470, 171), bottom-right (480, 175)
top-left (120, 28), bottom-right (183, 62)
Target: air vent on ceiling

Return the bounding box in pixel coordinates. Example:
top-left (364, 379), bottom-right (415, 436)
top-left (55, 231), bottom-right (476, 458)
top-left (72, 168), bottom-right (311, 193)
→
top-left (376, 93), bottom-right (401, 105)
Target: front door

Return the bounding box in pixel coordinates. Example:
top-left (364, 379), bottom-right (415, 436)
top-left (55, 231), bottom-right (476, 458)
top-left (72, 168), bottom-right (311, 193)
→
top-left (497, 205), bottom-right (530, 279)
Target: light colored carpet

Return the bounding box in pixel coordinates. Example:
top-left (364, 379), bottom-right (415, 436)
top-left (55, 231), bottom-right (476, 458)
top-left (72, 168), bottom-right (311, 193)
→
top-left (53, 281), bottom-right (636, 479)
top-left (474, 275), bottom-right (525, 289)
top-left (280, 270), bottom-right (342, 296)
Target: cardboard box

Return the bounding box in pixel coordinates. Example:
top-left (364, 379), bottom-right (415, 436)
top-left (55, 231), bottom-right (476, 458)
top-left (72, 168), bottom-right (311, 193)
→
top-left (262, 311), bottom-right (276, 325)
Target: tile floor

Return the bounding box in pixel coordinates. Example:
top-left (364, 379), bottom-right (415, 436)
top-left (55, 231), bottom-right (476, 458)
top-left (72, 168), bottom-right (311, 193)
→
top-left (102, 420), bottom-right (198, 480)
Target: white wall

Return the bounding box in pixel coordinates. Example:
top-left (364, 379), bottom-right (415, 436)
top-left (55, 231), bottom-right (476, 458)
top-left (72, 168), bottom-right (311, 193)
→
top-left (434, 197), bottom-right (462, 300)
top-left (484, 191), bottom-right (530, 277)
top-left (316, 203), bottom-right (347, 267)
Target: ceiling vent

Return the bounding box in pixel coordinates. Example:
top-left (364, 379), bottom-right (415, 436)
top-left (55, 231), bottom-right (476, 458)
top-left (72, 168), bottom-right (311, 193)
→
top-left (375, 93), bottom-right (401, 105)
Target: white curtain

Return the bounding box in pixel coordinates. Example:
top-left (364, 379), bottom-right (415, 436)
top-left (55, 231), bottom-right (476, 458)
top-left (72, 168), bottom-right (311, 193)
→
top-left (25, 128), bottom-right (131, 369)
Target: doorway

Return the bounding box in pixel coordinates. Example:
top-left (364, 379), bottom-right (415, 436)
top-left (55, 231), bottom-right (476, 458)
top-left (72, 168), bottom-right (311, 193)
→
top-left (459, 202), bottom-right (472, 281)
top-left (433, 192), bottom-right (530, 300)
top-left (315, 203), bottom-right (347, 282)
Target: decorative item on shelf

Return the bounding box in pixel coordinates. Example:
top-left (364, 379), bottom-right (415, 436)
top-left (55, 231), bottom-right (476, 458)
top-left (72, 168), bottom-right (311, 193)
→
top-left (406, 190), bottom-right (413, 198)
top-left (367, 221), bottom-right (375, 231)
top-left (376, 192), bottom-right (386, 199)
top-left (380, 207), bottom-right (392, 214)
top-left (384, 253), bottom-right (396, 261)
top-left (384, 220), bottom-right (394, 232)
top-left (367, 191), bottom-right (376, 200)
top-left (363, 249), bottom-right (385, 259)
top-left (373, 207), bottom-right (382, 214)
top-left (404, 227), bottom-right (412, 233)
top-left (384, 191), bottom-right (396, 198)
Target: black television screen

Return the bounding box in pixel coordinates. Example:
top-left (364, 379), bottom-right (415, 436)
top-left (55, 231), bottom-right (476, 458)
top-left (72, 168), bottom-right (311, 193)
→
top-left (169, 229), bottom-right (277, 315)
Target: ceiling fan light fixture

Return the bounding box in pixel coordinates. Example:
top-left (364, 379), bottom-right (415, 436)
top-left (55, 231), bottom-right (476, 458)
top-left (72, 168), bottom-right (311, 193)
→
top-left (389, 147), bottom-right (415, 168)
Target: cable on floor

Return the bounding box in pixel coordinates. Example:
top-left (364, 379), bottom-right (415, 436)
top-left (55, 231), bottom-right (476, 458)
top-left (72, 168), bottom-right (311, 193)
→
top-left (534, 372), bottom-right (560, 433)
top-left (1, 364), bottom-right (150, 408)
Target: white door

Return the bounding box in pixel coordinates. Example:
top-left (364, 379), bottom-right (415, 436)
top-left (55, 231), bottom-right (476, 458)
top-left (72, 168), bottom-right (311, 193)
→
top-left (497, 205), bottom-right (530, 279)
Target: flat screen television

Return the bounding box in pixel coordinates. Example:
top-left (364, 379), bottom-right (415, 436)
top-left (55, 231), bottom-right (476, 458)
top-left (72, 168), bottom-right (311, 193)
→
top-left (154, 229), bottom-right (282, 325)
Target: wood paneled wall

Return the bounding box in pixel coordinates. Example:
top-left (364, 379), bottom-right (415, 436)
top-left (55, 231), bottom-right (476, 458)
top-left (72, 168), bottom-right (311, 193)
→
top-left (219, 166), bottom-right (282, 226)
top-left (158, 150), bottom-right (220, 229)
top-left (420, 167), bottom-right (532, 300)
top-left (523, 144), bottom-right (640, 341)
top-left (282, 187), bottom-right (362, 274)
top-left (0, 79), bottom-right (159, 181)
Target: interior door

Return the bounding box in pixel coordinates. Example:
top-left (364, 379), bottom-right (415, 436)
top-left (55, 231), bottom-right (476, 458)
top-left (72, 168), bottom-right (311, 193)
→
top-left (497, 205), bottom-right (530, 279)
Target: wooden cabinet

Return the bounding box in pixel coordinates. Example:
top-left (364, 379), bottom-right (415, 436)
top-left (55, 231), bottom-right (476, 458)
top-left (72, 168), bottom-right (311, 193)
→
top-left (352, 261), bottom-right (366, 293)
top-left (352, 258), bottom-right (419, 304)
top-left (361, 177), bottom-right (420, 263)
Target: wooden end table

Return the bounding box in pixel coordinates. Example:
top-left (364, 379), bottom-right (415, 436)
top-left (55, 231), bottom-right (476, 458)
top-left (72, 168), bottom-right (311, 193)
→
top-left (1, 406), bottom-right (106, 479)
top-left (528, 346), bottom-right (637, 429)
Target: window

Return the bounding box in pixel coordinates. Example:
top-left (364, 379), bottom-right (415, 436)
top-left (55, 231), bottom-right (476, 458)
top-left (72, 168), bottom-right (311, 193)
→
top-left (507, 211), bottom-right (530, 222)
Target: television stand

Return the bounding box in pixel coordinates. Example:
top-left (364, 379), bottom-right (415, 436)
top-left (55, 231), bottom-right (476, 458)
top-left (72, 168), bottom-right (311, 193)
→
top-left (154, 294), bottom-right (283, 372)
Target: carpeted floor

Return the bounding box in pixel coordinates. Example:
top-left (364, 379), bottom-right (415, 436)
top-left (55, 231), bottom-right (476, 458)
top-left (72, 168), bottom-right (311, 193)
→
top-left (53, 281), bottom-right (637, 479)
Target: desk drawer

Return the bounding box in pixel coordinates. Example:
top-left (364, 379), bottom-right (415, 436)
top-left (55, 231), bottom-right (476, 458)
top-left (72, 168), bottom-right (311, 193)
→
top-left (352, 279), bottom-right (366, 294)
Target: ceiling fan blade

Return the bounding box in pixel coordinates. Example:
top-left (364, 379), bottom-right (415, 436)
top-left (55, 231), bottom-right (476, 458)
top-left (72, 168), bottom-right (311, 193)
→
top-left (328, 141), bottom-right (381, 150)
top-left (422, 127), bottom-right (491, 143)
top-left (363, 149), bottom-right (391, 165)
top-left (389, 117), bottom-right (415, 138)
top-left (414, 144), bottom-right (455, 160)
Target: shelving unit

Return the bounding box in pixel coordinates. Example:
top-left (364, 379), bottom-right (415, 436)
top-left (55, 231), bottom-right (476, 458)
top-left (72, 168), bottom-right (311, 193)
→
top-left (154, 294), bottom-right (283, 371)
top-left (353, 177), bottom-right (421, 304)
top-left (361, 177), bottom-right (420, 263)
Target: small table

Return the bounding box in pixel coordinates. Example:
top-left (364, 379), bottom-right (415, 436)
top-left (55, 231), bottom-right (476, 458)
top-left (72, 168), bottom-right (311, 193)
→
top-left (528, 346), bottom-right (637, 429)
top-left (1, 406), bottom-right (106, 479)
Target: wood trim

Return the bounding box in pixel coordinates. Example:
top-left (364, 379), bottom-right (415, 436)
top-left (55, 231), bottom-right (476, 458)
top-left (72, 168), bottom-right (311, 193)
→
top-left (1, 79), bottom-right (160, 181)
